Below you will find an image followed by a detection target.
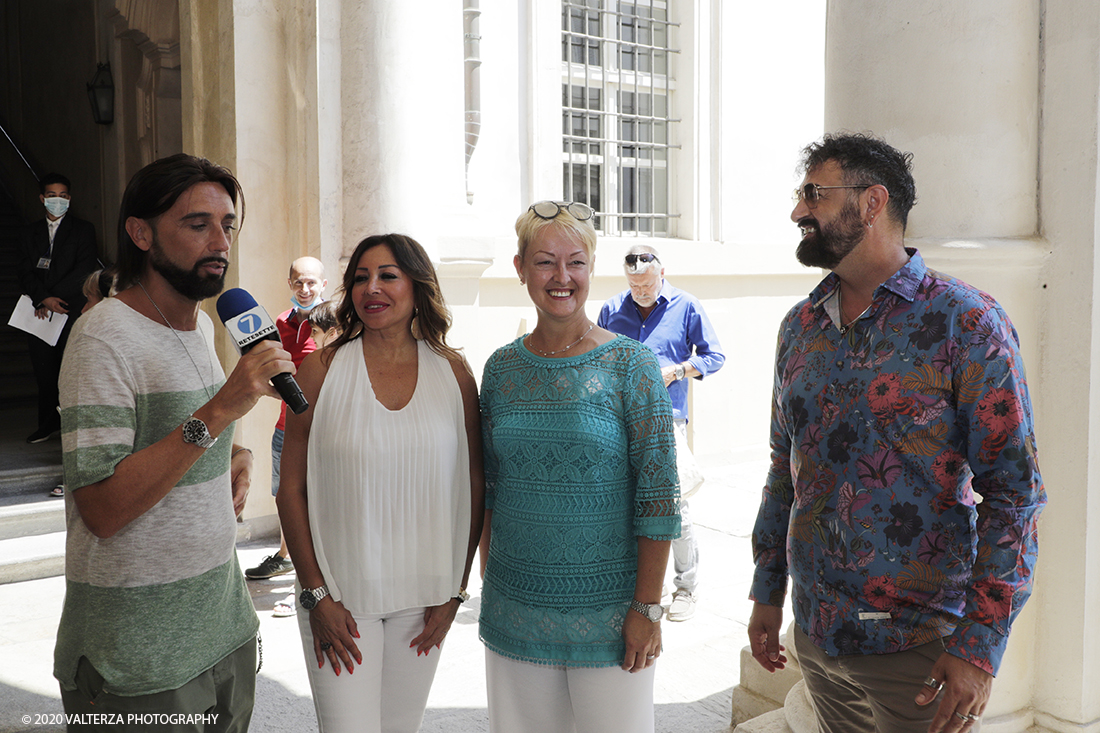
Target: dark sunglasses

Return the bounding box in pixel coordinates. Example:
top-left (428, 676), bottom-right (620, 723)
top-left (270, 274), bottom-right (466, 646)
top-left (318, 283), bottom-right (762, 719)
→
top-left (625, 253), bottom-right (660, 266)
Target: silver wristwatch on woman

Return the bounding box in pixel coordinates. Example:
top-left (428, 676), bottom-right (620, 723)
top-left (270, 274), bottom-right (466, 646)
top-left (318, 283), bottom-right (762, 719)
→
top-left (299, 584), bottom-right (330, 610)
top-left (630, 598), bottom-right (665, 622)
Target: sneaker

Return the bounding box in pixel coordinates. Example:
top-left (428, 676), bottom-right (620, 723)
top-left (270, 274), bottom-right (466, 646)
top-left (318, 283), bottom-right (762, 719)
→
top-left (667, 590), bottom-right (696, 622)
top-left (245, 554), bottom-right (294, 579)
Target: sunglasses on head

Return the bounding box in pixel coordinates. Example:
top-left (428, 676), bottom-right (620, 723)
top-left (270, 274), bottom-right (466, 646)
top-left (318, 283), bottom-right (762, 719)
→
top-left (625, 253), bottom-right (659, 266)
top-left (529, 200), bottom-right (595, 222)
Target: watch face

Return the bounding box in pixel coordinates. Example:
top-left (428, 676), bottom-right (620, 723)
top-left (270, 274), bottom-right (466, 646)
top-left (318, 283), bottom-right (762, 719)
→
top-left (299, 589), bottom-right (317, 610)
top-left (182, 419), bottom-right (203, 442)
top-left (182, 417), bottom-right (213, 447)
top-left (647, 605), bottom-right (664, 622)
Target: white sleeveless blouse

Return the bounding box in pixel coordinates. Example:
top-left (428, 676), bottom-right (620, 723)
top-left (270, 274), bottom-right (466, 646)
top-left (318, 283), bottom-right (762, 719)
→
top-left (307, 339), bottom-right (471, 615)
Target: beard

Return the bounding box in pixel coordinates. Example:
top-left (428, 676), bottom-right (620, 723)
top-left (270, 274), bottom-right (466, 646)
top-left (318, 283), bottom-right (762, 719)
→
top-left (148, 234), bottom-right (228, 301)
top-left (795, 200), bottom-right (865, 270)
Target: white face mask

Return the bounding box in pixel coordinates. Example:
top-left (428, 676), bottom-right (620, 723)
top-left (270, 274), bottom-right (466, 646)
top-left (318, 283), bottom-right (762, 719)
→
top-left (44, 197), bottom-right (70, 218)
top-left (292, 294), bottom-right (323, 312)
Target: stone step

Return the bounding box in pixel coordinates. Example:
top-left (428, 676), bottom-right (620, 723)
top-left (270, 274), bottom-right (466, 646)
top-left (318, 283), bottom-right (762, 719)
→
top-left (0, 498), bottom-right (65, 540)
top-left (0, 469), bottom-right (68, 585)
top-left (0, 530), bottom-right (65, 584)
top-left (0, 466), bottom-right (64, 504)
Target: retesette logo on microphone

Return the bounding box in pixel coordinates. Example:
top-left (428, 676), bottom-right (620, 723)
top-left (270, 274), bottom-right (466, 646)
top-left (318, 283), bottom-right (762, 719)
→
top-left (225, 306), bottom-right (278, 353)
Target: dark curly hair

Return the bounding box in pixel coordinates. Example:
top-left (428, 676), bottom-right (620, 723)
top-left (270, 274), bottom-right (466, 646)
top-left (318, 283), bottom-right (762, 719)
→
top-left (799, 132), bottom-right (917, 231)
top-left (324, 234), bottom-right (460, 364)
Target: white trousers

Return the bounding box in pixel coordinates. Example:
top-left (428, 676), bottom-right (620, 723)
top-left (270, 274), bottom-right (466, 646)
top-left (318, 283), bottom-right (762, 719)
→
top-left (485, 649), bottom-right (656, 733)
top-left (296, 605), bottom-right (442, 733)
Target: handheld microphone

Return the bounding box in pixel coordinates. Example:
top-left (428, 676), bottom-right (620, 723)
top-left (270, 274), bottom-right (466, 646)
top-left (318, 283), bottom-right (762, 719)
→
top-left (216, 288), bottom-right (309, 415)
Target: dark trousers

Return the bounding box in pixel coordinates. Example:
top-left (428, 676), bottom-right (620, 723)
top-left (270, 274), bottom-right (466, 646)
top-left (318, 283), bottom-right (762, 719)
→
top-left (59, 638), bottom-right (257, 732)
top-left (794, 626), bottom-right (980, 733)
top-left (27, 317), bottom-right (73, 432)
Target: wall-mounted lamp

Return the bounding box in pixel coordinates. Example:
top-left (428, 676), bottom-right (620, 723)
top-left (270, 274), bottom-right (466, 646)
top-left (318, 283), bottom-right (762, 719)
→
top-left (87, 63), bottom-right (114, 125)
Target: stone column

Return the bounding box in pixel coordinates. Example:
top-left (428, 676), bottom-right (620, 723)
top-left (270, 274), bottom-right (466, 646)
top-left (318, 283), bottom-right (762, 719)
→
top-left (1030, 1), bottom-right (1100, 731)
top-left (338, 0), bottom-right (471, 259)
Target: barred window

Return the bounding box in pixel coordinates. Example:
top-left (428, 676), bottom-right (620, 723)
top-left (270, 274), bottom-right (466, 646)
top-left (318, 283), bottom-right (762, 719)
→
top-left (562, 0), bottom-right (678, 236)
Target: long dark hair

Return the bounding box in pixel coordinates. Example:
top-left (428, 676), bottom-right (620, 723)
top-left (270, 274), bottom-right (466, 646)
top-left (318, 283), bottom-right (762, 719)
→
top-left (115, 154), bottom-right (244, 289)
top-left (324, 234), bottom-right (460, 363)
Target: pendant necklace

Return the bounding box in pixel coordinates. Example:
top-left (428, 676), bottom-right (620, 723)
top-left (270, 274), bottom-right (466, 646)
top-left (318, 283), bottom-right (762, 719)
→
top-left (138, 281), bottom-right (216, 401)
top-left (838, 289), bottom-right (873, 335)
top-left (526, 323), bottom-right (594, 357)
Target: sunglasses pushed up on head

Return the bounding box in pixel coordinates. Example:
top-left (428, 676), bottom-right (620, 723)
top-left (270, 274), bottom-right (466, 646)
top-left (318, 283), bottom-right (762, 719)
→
top-left (624, 252), bottom-right (659, 266)
top-left (528, 200), bottom-right (595, 222)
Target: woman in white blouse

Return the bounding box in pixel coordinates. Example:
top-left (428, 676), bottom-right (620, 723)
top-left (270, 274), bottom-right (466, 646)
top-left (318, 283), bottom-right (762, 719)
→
top-left (277, 233), bottom-right (484, 733)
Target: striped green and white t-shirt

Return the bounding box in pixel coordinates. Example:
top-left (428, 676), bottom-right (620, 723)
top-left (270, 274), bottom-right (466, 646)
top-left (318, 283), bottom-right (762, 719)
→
top-left (54, 298), bottom-right (258, 696)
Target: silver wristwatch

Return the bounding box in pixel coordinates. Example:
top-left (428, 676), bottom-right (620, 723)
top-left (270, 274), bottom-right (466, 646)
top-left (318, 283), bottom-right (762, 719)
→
top-left (299, 584), bottom-right (330, 610)
top-left (181, 416), bottom-right (217, 449)
top-left (674, 364), bottom-right (686, 381)
top-left (630, 598), bottom-right (665, 622)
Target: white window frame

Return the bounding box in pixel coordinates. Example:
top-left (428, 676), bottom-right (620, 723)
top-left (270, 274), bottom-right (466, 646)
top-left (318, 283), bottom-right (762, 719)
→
top-left (528, 0), bottom-right (727, 242)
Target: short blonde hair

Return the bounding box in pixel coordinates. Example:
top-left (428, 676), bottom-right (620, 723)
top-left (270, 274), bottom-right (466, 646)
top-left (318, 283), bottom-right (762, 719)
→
top-left (82, 268), bottom-right (114, 303)
top-left (514, 205), bottom-right (597, 265)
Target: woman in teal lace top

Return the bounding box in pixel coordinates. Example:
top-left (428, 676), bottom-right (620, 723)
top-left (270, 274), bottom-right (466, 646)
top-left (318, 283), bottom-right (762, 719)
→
top-left (478, 201), bottom-right (681, 733)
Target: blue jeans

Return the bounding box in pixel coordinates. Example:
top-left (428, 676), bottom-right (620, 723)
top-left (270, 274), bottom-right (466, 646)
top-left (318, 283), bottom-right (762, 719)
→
top-left (270, 428), bottom-right (284, 497)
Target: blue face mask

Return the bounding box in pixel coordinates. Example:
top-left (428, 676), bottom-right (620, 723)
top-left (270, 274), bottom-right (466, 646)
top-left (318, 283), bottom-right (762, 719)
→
top-left (44, 197), bottom-right (70, 218)
top-left (292, 295), bottom-right (323, 312)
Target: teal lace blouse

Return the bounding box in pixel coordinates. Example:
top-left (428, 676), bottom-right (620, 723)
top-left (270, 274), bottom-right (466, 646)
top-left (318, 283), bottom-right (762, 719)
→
top-left (478, 335), bottom-right (681, 667)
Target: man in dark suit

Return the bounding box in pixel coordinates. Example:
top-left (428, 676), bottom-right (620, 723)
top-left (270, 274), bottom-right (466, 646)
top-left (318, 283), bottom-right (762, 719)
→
top-left (18, 173), bottom-right (99, 443)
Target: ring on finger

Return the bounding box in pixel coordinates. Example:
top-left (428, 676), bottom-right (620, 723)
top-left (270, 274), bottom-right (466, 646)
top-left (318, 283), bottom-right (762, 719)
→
top-left (953, 712), bottom-right (979, 723)
top-left (320, 641), bottom-right (333, 651)
top-left (924, 676), bottom-right (944, 690)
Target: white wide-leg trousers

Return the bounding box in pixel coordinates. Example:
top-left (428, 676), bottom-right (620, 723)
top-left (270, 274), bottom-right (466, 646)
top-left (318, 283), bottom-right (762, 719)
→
top-left (485, 648), bottom-right (655, 733)
top-left (297, 605), bottom-right (442, 733)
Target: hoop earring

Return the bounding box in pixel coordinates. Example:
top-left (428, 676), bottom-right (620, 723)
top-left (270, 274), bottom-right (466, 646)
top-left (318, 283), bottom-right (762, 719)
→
top-left (410, 308), bottom-right (423, 340)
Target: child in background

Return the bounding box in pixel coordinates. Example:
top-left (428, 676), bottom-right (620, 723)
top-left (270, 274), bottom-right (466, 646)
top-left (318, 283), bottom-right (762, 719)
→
top-left (80, 268), bottom-right (114, 314)
top-left (306, 299), bottom-right (339, 347)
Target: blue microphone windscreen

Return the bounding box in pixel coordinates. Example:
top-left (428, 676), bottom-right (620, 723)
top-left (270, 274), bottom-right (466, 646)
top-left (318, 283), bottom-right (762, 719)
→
top-left (216, 288), bottom-right (259, 322)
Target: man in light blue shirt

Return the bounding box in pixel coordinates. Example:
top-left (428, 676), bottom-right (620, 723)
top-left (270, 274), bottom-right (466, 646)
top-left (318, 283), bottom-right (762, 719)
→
top-left (598, 245), bottom-right (725, 621)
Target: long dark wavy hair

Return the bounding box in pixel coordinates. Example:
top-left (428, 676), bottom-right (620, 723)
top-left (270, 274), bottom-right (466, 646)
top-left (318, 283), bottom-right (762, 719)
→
top-left (114, 154), bottom-right (244, 290)
top-left (323, 234), bottom-right (459, 364)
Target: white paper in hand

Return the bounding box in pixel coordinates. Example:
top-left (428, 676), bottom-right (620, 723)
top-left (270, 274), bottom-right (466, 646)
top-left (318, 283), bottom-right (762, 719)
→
top-left (8, 294), bottom-right (68, 346)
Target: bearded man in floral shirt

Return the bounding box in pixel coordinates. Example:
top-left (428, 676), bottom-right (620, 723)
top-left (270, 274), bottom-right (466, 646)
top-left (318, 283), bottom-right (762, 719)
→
top-left (748, 133), bottom-right (1045, 733)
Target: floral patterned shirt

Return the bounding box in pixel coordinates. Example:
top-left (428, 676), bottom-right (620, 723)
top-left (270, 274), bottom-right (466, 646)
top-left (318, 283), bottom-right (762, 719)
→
top-left (750, 249), bottom-right (1045, 675)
